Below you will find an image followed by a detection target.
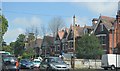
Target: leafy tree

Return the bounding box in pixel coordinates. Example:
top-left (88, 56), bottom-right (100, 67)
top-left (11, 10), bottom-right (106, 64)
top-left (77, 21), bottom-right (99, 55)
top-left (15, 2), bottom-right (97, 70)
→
top-left (2, 41), bottom-right (13, 54)
top-left (0, 15), bottom-right (8, 50)
top-left (0, 15), bottom-right (8, 35)
top-left (14, 34), bottom-right (26, 56)
top-left (76, 34), bottom-right (103, 59)
top-left (22, 47), bottom-right (35, 59)
top-left (27, 33), bottom-right (35, 42)
top-left (2, 45), bottom-right (12, 53)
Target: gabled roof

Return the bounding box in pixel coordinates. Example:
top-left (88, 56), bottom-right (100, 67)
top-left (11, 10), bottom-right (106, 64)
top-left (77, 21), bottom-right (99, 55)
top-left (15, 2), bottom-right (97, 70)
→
top-left (58, 30), bottom-right (65, 40)
top-left (55, 28), bottom-right (69, 40)
top-left (67, 24), bottom-right (84, 39)
top-left (93, 15), bottom-right (115, 33)
top-left (42, 36), bottom-right (54, 46)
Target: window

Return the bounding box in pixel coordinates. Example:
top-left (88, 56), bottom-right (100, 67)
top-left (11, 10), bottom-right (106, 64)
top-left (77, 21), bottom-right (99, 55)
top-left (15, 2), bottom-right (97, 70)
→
top-left (101, 24), bottom-right (104, 31)
top-left (100, 36), bottom-right (106, 44)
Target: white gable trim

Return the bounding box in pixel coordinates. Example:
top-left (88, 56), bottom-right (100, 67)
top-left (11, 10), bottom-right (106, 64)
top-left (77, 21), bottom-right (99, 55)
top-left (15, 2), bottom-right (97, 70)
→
top-left (96, 34), bottom-right (107, 37)
top-left (93, 16), bottom-right (101, 33)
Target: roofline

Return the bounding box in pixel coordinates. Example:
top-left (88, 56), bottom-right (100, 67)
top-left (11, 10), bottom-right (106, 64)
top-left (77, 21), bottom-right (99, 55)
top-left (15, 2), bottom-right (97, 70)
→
top-left (93, 16), bottom-right (101, 33)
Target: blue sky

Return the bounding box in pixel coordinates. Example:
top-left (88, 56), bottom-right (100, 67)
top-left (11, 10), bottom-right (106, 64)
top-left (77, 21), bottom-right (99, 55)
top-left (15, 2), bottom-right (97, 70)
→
top-left (2, 2), bottom-right (118, 44)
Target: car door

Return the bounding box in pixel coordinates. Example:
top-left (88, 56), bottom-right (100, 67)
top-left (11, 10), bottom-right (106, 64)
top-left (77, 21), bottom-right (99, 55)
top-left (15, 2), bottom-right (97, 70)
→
top-left (40, 58), bottom-right (49, 70)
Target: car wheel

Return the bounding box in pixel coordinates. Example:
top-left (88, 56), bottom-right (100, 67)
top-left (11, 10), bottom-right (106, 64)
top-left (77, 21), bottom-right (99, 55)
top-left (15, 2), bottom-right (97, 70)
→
top-left (104, 67), bottom-right (108, 70)
top-left (111, 65), bottom-right (115, 70)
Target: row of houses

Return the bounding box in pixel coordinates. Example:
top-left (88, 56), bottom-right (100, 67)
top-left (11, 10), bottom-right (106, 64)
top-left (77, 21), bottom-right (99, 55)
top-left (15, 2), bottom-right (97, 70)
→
top-left (25, 8), bottom-right (120, 57)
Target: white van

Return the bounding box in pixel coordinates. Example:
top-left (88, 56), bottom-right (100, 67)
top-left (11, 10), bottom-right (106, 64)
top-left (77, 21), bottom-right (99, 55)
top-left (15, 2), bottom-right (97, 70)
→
top-left (101, 54), bottom-right (120, 70)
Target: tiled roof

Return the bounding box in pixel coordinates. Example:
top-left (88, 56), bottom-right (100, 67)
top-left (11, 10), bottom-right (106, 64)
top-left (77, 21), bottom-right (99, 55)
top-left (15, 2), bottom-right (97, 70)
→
top-left (84, 25), bottom-right (92, 29)
top-left (58, 31), bottom-right (65, 39)
top-left (100, 16), bottom-right (115, 30)
top-left (70, 25), bottom-right (84, 37)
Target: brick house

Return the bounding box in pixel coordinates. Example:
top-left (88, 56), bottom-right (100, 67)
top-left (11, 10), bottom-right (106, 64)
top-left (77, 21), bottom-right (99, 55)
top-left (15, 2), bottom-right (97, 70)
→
top-left (114, 9), bottom-right (120, 54)
top-left (41, 36), bottom-right (55, 56)
top-left (93, 15), bottom-right (116, 54)
top-left (54, 24), bottom-right (94, 55)
top-left (25, 38), bottom-right (42, 55)
top-left (25, 38), bottom-right (42, 49)
top-left (54, 28), bottom-right (68, 55)
top-left (66, 24), bottom-right (84, 53)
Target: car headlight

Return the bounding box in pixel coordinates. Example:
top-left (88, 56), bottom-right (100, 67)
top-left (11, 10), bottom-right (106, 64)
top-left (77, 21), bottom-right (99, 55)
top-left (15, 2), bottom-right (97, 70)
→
top-left (50, 64), bottom-right (57, 69)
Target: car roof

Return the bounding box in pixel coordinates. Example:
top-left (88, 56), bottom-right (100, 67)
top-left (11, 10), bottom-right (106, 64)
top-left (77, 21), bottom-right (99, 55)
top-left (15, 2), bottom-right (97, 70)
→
top-left (33, 59), bottom-right (40, 61)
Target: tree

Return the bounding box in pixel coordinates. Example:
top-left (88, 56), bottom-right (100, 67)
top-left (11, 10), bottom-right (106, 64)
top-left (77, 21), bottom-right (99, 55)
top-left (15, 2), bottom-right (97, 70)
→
top-left (22, 47), bottom-right (35, 59)
top-left (14, 34), bottom-right (26, 56)
top-left (49, 17), bottom-right (65, 37)
top-left (0, 15), bottom-right (8, 35)
top-left (76, 34), bottom-right (103, 59)
top-left (40, 23), bottom-right (48, 36)
top-left (10, 42), bottom-right (16, 54)
top-left (0, 15), bottom-right (8, 50)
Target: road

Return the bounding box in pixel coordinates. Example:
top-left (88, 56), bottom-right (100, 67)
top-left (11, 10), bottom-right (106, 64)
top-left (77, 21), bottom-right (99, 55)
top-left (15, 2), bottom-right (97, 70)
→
top-left (20, 69), bottom-right (119, 71)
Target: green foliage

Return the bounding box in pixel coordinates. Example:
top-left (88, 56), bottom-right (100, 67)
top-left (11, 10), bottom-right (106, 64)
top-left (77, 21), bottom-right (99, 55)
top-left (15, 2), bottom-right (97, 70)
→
top-left (76, 34), bottom-right (103, 59)
top-left (0, 15), bottom-right (8, 50)
top-left (27, 33), bottom-right (35, 42)
top-left (22, 48), bottom-right (35, 59)
top-left (2, 45), bottom-right (12, 53)
top-left (14, 34), bottom-right (26, 56)
top-left (0, 15), bottom-right (8, 35)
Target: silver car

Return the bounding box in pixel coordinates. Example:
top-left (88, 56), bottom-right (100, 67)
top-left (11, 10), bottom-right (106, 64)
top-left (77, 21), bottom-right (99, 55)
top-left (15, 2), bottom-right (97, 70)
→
top-left (40, 57), bottom-right (70, 71)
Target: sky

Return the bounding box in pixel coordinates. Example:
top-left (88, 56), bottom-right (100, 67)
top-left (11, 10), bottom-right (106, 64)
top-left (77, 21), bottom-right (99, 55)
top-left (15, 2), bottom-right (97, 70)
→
top-left (1, 1), bottom-right (119, 44)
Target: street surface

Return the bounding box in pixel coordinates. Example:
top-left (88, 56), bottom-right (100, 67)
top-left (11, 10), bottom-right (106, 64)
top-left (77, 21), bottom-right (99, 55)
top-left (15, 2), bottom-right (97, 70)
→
top-left (20, 69), bottom-right (120, 71)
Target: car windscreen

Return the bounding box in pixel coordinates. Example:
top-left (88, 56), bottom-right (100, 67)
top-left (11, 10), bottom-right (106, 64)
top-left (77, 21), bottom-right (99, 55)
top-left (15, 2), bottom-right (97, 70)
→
top-left (49, 58), bottom-right (64, 63)
top-left (3, 57), bottom-right (17, 62)
top-left (3, 57), bottom-right (17, 65)
top-left (21, 59), bottom-right (33, 64)
top-left (34, 61), bottom-right (40, 63)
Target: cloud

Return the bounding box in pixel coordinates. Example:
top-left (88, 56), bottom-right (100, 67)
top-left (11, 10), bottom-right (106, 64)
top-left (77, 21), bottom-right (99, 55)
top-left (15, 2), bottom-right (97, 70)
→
top-left (12, 16), bottom-right (42, 28)
top-left (3, 28), bottom-right (25, 44)
top-left (81, 2), bottom-right (118, 16)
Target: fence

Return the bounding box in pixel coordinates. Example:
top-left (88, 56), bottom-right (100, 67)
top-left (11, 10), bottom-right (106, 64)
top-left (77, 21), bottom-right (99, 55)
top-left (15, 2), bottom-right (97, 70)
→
top-left (64, 59), bottom-right (101, 69)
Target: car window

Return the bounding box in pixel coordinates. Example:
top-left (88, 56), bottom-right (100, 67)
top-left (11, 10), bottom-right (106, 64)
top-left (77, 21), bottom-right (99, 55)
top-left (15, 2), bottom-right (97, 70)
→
top-left (52, 57), bottom-right (64, 63)
top-left (42, 58), bottom-right (48, 64)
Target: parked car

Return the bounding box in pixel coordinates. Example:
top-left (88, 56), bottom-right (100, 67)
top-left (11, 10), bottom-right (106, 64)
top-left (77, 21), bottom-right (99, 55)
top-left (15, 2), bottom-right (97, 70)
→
top-left (39, 57), bottom-right (70, 71)
top-left (19, 59), bottom-right (34, 69)
top-left (33, 59), bottom-right (41, 68)
top-left (0, 51), bottom-right (11, 56)
top-left (2, 55), bottom-right (19, 71)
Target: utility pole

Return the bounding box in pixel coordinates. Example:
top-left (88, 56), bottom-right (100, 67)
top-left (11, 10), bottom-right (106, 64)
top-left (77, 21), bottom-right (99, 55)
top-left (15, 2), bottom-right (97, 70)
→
top-left (73, 15), bottom-right (76, 69)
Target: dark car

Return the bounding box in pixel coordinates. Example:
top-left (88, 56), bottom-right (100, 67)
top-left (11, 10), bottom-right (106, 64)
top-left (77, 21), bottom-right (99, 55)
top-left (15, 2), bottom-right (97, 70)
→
top-left (19, 59), bottom-right (34, 69)
top-left (2, 55), bottom-right (19, 71)
top-left (39, 57), bottom-right (70, 71)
